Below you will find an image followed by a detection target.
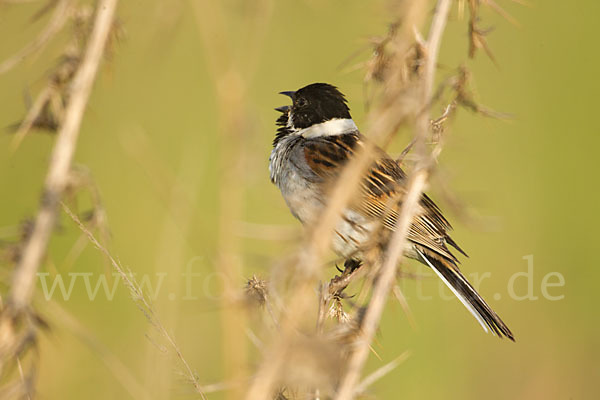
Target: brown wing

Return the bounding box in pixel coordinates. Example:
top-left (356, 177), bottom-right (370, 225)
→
top-left (302, 133), bottom-right (360, 178)
top-left (302, 132), bottom-right (466, 262)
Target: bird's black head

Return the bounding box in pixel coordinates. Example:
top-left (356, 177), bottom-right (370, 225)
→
top-left (278, 83), bottom-right (351, 130)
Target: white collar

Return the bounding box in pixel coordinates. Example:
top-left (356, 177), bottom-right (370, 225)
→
top-left (297, 118), bottom-right (358, 138)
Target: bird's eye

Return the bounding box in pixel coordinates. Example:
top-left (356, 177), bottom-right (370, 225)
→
top-left (296, 97), bottom-right (307, 107)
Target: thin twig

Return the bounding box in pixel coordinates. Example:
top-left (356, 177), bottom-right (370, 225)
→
top-left (61, 203), bottom-right (208, 400)
top-left (392, 285), bottom-right (418, 330)
top-left (334, 1), bottom-right (452, 398)
top-left (10, 86), bottom-right (54, 152)
top-left (395, 138), bottom-right (416, 164)
top-left (354, 351), bottom-right (411, 395)
top-left (328, 263), bottom-right (364, 297)
top-left (15, 357), bottom-right (32, 400)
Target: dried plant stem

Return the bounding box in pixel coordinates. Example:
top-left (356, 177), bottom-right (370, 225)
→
top-left (7, 0), bottom-right (119, 313)
top-left (191, 2), bottom-right (274, 397)
top-left (10, 86), bottom-right (54, 152)
top-left (192, 5), bottom-right (249, 399)
top-left (61, 204), bottom-right (208, 400)
top-left (354, 350), bottom-right (411, 395)
top-left (335, 1), bottom-right (452, 399)
top-left (423, 0), bottom-right (452, 108)
top-left (334, 173), bottom-right (427, 400)
top-left (142, 144), bottom-right (204, 398)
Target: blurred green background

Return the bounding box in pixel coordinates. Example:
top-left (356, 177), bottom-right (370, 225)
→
top-left (1, 0), bottom-right (598, 398)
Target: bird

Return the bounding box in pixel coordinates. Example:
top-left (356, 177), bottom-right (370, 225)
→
top-left (269, 82), bottom-right (514, 340)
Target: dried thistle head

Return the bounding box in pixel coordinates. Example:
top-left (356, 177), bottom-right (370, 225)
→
top-left (365, 21), bottom-right (424, 88)
top-left (273, 389), bottom-right (289, 400)
top-left (328, 294), bottom-right (351, 324)
top-left (327, 305), bottom-right (368, 350)
top-left (245, 275), bottom-right (268, 307)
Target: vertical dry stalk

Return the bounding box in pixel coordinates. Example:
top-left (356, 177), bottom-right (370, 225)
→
top-left (5, 0), bottom-right (119, 314)
top-left (142, 145), bottom-right (204, 398)
top-left (335, 1), bottom-right (452, 398)
top-left (191, 1), bottom-right (274, 398)
top-left (191, 3), bottom-right (249, 395)
top-left (215, 74), bottom-right (250, 399)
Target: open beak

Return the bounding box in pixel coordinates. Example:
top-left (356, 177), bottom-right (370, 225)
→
top-left (275, 105), bottom-right (290, 113)
top-left (276, 91), bottom-right (294, 113)
top-left (279, 91), bottom-right (296, 100)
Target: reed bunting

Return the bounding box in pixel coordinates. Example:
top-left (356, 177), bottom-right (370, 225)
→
top-left (269, 83), bottom-right (514, 340)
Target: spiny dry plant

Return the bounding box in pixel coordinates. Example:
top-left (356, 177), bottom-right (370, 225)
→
top-left (0, 0), bottom-right (516, 398)
top-left (0, 0), bottom-right (118, 395)
top-left (0, 0), bottom-right (124, 396)
top-left (244, 1), bottom-right (517, 399)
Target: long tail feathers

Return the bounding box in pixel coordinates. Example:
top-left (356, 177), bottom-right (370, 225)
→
top-left (417, 249), bottom-right (515, 341)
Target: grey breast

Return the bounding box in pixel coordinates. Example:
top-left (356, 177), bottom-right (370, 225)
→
top-left (269, 135), bottom-right (325, 224)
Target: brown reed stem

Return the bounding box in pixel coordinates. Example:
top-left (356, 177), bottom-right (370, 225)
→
top-left (8, 0), bottom-right (119, 313)
top-left (190, 2), bottom-right (274, 397)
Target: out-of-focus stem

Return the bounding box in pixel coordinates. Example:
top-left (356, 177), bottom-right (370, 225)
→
top-left (8, 0), bottom-right (119, 313)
